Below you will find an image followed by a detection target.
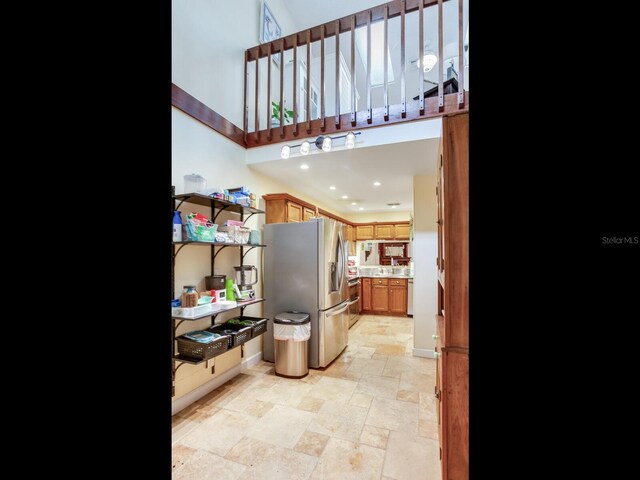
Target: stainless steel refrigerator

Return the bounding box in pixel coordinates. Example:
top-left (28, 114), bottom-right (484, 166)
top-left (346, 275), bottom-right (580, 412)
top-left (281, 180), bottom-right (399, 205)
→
top-left (263, 218), bottom-right (351, 368)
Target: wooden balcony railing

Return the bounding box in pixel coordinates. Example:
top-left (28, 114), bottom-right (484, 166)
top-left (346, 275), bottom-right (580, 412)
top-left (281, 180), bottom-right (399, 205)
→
top-left (243, 0), bottom-right (468, 148)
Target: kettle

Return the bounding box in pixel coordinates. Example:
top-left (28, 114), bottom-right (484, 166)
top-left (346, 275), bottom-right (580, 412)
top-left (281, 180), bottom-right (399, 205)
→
top-left (234, 265), bottom-right (258, 287)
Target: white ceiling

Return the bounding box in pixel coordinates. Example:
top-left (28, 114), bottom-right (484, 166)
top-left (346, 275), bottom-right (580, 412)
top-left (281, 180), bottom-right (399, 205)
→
top-left (247, 122), bottom-right (441, 214)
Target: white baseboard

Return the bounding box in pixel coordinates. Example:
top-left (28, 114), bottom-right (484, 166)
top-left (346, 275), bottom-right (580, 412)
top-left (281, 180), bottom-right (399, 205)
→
top-left (412, 348), bottom-right (435, 359)
top-left (172, 350), bottom-right (263, 416)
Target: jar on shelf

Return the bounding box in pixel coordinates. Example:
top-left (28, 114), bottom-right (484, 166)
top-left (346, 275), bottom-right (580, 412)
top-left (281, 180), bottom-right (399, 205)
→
top-left (182, 285), bottom-right (199, 308)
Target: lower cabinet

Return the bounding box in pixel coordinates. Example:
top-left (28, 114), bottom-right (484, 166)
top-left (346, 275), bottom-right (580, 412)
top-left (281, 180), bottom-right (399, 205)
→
top-left (362, 278), bottom-right (372, 311)
top-left (372, 283), bottom-right (389, 312)
top-left (360, 277), bottom-right (408, 316)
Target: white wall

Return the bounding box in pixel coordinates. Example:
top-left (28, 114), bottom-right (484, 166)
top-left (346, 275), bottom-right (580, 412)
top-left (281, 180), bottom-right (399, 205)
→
top-left (347, 211), bottom-right (411, 223)
top-left (412, 174), bottom-right (437, 357)
top-left (173, 0), bottom-right (298, 128)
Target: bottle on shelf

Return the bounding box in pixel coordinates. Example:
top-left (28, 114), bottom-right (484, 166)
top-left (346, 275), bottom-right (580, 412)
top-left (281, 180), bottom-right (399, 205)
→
top-left (173, 211), bottom-right (183, 242)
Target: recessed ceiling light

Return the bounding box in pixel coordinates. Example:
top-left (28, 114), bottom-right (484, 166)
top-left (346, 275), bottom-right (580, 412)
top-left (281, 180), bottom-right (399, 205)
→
top-left (329, 186), bottom-right (336, 190)
top-left (373, 181), bottom-right (381, 186)
top-left (341, 195), bottom-right (348, 199)
top-left (351, 202), bottom-right (357, 206)
top-left (300, 164), bottom-right (309, 170)
top-left (391, 205), bottom-right (397, 208)
top-left (359, 207), bottom-right (364, 211)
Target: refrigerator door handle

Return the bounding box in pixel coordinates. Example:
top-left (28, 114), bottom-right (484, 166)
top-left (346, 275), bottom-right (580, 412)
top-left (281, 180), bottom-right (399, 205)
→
top-left (326, 303), bottom-right (349, 317)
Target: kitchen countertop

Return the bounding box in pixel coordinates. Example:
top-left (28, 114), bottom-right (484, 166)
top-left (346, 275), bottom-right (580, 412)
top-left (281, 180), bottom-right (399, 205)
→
top-left (348, 274), bottom-right (413, 280)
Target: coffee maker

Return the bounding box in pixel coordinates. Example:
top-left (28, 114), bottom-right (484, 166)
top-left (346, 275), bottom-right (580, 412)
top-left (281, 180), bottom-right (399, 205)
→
top-left (233, 265), bottom-right (258, 300)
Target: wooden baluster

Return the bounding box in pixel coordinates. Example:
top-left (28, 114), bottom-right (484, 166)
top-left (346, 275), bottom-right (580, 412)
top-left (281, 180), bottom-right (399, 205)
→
top-left (320, 24), bottom-right (325, 131)
top-left (293, 35), bottom-right (298, 136)
top-left (400, 0), bottom-right (406, 118)
top-left (335, 20), bottom-right (340, 128)
top-left (267, 43), bottom-right (272, 140)
top-left (279, 40), bottom-right (284, 137)
top-left (350, 15), bottom-right (356, 126)
top-left (383, 5), bottom-right (389, 121)
top-left (418, 0), bottom-right (424, 114)
top-left (458, 0), bottom-right (465, 107)
top-left (366, 10), bottom-right (372, 124)
top-left (306, 30), bottom-right (311, 133)
top-left (254, 50), bottom-right (259, 141)
top-left (243, 51), bottom-right (248, 143)
top-left (438, 0), bottom-right (444, 111)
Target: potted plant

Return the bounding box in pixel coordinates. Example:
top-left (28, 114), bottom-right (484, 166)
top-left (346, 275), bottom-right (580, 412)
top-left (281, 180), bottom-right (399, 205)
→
top-left (271, 101), bottom-right (293, 127)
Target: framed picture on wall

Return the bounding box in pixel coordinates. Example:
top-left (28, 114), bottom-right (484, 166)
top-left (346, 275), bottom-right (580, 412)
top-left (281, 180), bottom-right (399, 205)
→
top-left (260, 1), bottom-right (282, 67)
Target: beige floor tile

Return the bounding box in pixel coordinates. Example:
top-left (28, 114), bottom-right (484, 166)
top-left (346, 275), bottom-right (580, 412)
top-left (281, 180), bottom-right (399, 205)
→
top-left (399, 371), bottom-right (436, 393)
top-left (354, 374), bottom-right (400, 400)
top-left (371, 353), bottom-right (389, 360)
top-left (171, 443), bottom-right (198, 471)
top-left (396, 389), bottom-right (419, 403)
top-left (294, 430), bottom-right (330, 457)
top-left (225, 436), bottom-right (318, 479)
top-left (245, 403), bottom-right (316, 449)
top-left (297, 396), bottom-right (325, 413)
top-left (359, 425), bottom-right (390, 449)
top-left (223, 398), bottom-right (274, 418)
top-left (180, 409), bottom-right (254, 456)
top-left (308, 376), bottom-right (359, 402)
top-left (257, 379), bottom-right (314, 407)
top-left (418, 420), bottom-right (439, 440)
top-left (365, 397), bottom-right (419, 435)
top-left (310, 437), bottom-right (386, 480)
top-left (307, 399), bottom-right (369, 442)
top-left (375, 344), bottom-right (408, 356)
top-left (382, 430), bottom-right (441, 480)
top-left (347, 357), bottom-right (388, 376)
top-left (173, 449), bottom-right (246, 480)
top-left (172, 416), bottom-right (200, 444)
top-left (419, 392), bottom-right (438, 422)
top-left (349, 392), bottom-right (373, 409)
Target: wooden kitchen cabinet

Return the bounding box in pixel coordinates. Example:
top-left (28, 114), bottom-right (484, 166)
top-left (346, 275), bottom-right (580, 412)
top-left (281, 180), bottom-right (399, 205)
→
top-left (361, 278), bottom-right (372, 311)
top-left (347, 225), bottom-right (357, 256)
top-left (287, 201), bottom-right (303, 222)
top-left (303, 207), bottom-right (316, 221)
top-left (371, 284), bottom-right (389, 312)
top-left (389, 279), bottom-right (408, 314)
top-left (374, 224), bottom-right (394, 239)
top-left (394, 223), bottom-right (410, 239)
top-left (356, 225), bottom-right (374, 240)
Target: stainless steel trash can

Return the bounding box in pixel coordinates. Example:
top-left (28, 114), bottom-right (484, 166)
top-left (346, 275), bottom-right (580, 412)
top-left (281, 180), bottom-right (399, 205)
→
top-left (273, 312), bottom-right (311, 378)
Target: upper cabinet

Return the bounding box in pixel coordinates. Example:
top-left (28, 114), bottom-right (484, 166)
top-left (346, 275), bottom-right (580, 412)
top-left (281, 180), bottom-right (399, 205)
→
top-left (287, 201), bottom-right (303, 222)
top-left (303, 207), bottom-right (316, 222)
top-left (356, 225), bottom-right (374, 240)
top-left (263, 194), bottom-right (318, 224)
top-left (394, 223), bottom-right (410, 240)
top-left (374, 224), bottom-right (394, 239)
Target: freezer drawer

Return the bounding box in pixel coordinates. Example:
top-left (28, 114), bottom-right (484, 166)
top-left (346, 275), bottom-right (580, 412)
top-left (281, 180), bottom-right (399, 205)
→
top-left (318, 301), bottom-right (349, 367)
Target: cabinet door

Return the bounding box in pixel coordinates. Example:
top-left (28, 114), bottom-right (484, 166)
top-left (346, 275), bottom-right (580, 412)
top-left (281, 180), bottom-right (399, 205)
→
top-left (287, 201), bottom-right (303, 222)
top-left (362, 278), bottom-right (372, 310)
top-left (358, 282), bottom-right (362, 313)
top-left (303, 207), bottom-right (316, 221)
top-left (356, 225), bottom-right (374, 240)
top-left (349, 225), bottom-right (356, 243)
top-left (394, 223), bottom-right (410, 240)
top-left (372, 284), bottom-right (389, 311)
top-left (374, 224), bottom-right (394, 239)
top-left (389, 285), bottom-right (407, 313)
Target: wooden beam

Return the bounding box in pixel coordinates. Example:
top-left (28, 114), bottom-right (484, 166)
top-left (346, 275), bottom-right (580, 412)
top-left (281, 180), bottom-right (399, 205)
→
top-left (243, 91), bottom-right (469, 147)
top-left (171, 83), bottom-right (245, 147)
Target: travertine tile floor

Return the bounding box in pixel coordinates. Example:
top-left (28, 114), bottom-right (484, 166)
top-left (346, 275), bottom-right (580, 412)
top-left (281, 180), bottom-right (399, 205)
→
top-left (172, 314), bottom-right (441, 480)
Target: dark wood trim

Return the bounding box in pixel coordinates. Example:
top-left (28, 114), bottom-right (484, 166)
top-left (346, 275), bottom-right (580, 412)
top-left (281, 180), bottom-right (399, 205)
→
top-left (246, 0), bottom-right (453, 61)
top-left (244, 92), bottom-right (468, 148)
top-left (171, 83), bottom-right (245, 147)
